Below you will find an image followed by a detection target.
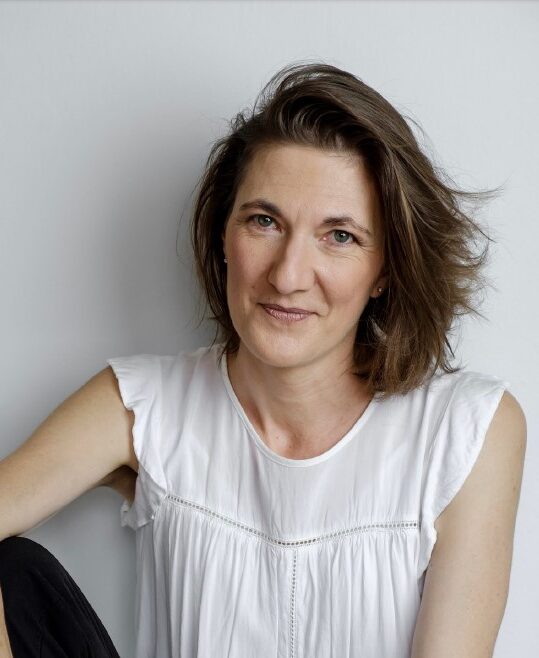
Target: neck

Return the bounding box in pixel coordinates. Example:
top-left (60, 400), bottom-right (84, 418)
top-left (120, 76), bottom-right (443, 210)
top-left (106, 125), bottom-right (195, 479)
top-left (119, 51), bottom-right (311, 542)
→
top-left (225, 344), bottom-right (373, 458)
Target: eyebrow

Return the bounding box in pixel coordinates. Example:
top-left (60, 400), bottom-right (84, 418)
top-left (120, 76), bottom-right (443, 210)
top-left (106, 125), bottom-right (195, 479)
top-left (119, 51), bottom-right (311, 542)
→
top-left (238, 198), bottom-right (373, 238)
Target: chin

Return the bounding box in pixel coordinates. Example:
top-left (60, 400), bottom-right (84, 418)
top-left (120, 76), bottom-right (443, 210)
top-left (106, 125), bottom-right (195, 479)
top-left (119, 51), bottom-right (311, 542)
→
top-left (240, 327), bottom-right (318, 368)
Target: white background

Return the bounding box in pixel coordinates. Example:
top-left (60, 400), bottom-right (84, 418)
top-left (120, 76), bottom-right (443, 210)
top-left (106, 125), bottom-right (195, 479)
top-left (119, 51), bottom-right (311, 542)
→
top-left (1, 1), bottom-right (537, 655)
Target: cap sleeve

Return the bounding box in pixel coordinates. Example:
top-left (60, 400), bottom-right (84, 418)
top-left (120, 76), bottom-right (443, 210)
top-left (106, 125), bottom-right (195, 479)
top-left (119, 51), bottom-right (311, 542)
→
top-left (106, 354), bottom-right (168, 530)
top-left (417, 371), bottom-right (510, 580)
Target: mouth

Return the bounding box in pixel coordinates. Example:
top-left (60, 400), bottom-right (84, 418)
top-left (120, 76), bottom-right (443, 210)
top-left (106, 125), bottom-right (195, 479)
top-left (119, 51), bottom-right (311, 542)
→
top-left (260, 304), bottom-right (314, 323)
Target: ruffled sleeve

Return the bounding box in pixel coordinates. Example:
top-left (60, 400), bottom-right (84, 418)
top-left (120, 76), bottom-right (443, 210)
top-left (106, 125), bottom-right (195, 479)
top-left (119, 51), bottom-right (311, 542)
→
top-left (417, 371), bottom-right (510, 581)
top-left (106, 354), bottom-right (168, 530)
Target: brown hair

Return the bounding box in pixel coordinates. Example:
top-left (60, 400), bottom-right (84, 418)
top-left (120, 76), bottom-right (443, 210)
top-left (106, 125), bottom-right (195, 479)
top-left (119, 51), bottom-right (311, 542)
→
top-left (189, 60), bottom-right (503, 398)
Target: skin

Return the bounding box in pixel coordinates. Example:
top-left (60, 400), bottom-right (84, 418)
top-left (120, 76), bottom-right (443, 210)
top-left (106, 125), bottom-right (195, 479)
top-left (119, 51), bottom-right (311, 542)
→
top-left (0, 144), bottom-right (526, 655)
top-left (0, 365), bottom-right (139, 654)
top-left (0, 586), bottom-right (13, 658)
top-left (411, 389), bottom-right (526, 657)
top-left (221, 143), bottom-right (388, 459)
top-left (222, 142), bottom-right (527, 655)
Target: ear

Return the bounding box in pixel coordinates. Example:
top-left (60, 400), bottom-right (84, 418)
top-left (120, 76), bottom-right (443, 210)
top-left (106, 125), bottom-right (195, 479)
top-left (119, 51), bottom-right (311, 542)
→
top-left (370, 272), bottom-right (389, 299)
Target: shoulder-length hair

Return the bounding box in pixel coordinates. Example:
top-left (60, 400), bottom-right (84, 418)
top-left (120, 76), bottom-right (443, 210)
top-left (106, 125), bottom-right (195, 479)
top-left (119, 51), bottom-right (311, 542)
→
top-left (189, 61), bottom-right (502, 398)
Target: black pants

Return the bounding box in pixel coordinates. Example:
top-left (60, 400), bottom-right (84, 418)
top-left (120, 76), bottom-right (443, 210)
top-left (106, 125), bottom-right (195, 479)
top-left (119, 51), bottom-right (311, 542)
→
top-left (0, 536), bottom-right (120, 657)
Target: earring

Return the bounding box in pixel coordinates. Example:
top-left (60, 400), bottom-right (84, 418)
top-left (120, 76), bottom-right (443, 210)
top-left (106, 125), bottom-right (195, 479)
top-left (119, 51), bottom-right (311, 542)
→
top-left (377, 287), bottom-right (383, 293)
top-left (224, 258), bottom-right (228, 263)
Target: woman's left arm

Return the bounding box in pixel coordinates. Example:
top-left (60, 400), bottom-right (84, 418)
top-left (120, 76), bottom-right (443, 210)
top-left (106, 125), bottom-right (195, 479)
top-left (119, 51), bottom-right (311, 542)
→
top-left (411, 390), bottom-right (527, 658)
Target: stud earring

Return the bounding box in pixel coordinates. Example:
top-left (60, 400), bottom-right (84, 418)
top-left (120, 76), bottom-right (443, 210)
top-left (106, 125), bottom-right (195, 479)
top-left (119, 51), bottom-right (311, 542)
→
top-left (224, 258), bottom-right (228, 263)
top-left (377, 287), bottom-right (383, 293)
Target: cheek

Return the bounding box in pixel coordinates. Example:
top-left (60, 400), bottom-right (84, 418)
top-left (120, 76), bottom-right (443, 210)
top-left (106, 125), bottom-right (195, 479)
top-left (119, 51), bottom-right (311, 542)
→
top-left (229, 240), bottom-right (268, 285)
top-left (324, 269), bottom-right (372, 312)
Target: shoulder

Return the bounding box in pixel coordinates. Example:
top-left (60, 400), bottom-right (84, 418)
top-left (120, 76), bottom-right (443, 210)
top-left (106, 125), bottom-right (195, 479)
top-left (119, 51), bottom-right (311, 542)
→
top-left (435, 386), bottom-right (527, 535)
top-left (157, 343), bottom-right (222, 395)
top-left (470, 388), bottom-right (527, 499)
top-left (424, 366), bottom-right (505, 395)
top-left (419, 368), bottom-right (517, 428)
top-left (490, 388), bottom-right (527, 438)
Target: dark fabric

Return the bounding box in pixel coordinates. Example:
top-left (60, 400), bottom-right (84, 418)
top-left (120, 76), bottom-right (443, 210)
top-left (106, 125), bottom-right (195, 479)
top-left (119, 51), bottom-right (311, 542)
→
top-left (0, 536), bottom-right (120, 658)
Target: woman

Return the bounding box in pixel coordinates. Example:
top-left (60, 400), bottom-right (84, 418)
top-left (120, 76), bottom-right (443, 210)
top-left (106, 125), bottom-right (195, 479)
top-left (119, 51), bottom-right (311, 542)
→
top-left (0, 62), bottom-right (526, 657)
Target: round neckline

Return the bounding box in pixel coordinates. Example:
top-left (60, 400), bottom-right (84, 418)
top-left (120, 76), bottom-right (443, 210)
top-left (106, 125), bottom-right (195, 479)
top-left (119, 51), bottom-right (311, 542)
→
top-left (217, 344), bottom-right (381, 468)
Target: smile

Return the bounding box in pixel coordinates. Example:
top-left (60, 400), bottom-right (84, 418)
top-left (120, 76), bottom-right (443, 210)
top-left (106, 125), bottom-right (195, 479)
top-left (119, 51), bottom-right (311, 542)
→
top-left (260, 304), bottom-right (313, 323)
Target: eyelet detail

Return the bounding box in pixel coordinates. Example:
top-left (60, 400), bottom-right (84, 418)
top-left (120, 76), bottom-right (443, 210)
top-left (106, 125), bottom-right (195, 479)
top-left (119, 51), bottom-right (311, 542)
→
top-left (165, 494), bottom-right (419, 548)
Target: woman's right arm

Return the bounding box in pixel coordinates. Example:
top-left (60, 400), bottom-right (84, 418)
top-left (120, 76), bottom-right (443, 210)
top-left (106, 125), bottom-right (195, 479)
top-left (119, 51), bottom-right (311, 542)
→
top-left (0, 365), bottom-right (138, 542)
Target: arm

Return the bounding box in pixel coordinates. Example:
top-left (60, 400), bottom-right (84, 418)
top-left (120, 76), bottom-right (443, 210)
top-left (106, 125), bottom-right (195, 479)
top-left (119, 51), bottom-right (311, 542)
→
top-left (411, 390), bottom-right (527, 657)
top-left (99, 464), bottom-right (137, 506)
top-left (0, 584), bottom-right (13, 658)
top-left (0, 365), bottom-right (138, 542)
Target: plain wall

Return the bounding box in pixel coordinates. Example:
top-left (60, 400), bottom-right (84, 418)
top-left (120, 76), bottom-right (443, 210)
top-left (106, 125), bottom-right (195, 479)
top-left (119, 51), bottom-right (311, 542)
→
top-left (1, 1), bottom-right (537, 655)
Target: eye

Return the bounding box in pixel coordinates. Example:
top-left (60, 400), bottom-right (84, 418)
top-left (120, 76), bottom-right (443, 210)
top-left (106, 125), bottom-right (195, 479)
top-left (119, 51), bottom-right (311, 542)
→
top-left (329, 230), bottom-right (359, 247)
top-left (248, 214), bottom-right (275, 229)
top-left (246, 214), bottom-right (362, 248)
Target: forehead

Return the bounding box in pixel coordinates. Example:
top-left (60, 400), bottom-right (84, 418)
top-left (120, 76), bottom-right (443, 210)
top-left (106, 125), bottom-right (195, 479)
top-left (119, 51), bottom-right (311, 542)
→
top-left (234, 143), bottom-right (382, 234)
top-left (240, 143), bottom-right (368, 190)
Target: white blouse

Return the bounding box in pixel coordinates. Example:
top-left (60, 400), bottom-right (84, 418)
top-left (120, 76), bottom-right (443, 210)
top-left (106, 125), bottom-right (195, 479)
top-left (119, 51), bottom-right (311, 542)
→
top-left (106, 342), bottom-right (509, 658)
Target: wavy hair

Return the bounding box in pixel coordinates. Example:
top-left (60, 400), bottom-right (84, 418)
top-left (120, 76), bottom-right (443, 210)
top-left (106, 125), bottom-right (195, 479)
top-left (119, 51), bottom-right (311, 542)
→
top-left (189, 60), bottom-right (503, 397)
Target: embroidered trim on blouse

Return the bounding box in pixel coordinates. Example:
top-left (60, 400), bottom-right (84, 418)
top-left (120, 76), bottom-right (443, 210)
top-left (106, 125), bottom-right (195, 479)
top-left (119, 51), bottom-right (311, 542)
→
top-left (164, 494), bottom-right (419, 548)
top-left (289, 548), bottom-right (298, 658)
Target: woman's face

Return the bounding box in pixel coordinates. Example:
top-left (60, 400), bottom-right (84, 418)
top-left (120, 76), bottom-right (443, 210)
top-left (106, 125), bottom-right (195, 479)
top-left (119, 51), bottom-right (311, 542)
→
top-left (222, 143), bottom-right (387, 370)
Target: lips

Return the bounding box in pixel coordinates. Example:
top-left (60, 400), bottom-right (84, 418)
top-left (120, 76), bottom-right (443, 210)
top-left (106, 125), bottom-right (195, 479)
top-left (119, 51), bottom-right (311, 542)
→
top-left (261, 304), bottom-right (313, 315)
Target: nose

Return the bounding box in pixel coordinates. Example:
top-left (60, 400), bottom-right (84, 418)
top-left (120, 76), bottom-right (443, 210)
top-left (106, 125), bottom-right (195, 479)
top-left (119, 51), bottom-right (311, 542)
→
top-left (266, 233), bottom-right (316, 294)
